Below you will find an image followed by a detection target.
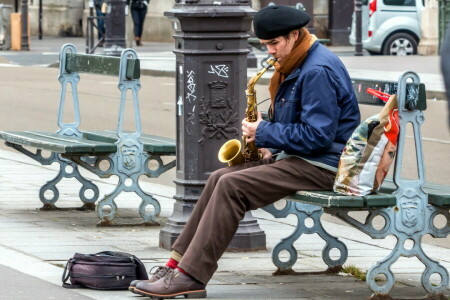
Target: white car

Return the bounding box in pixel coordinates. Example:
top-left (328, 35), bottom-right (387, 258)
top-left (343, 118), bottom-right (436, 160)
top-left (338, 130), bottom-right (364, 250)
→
top-left (349, 0), bottom-right (425, 56)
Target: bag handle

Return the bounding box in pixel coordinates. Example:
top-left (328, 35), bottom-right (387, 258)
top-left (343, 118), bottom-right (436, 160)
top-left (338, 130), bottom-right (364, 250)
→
top-left (61, 258), bottom-right (84, 289)
top-left (61, 258), bottom-right (73, 284)
top-left (366, 88), bottom-right (391, 102)
top-left (95, 251), bottom-right (148, 280)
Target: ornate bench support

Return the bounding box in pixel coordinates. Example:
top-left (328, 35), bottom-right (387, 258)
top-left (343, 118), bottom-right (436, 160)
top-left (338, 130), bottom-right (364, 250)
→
top-left (333, 72), bottom-right (449, 297)
top-left (263, 201), bottom-right (348, 274)
top-left (3, 44), bottom-right (101, 211)
top-left (67, 48), bottom-right (175, 225)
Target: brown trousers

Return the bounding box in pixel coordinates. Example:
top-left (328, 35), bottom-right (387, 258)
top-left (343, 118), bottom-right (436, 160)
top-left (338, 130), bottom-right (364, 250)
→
top-left (172, 156), bottom-right (336, 285)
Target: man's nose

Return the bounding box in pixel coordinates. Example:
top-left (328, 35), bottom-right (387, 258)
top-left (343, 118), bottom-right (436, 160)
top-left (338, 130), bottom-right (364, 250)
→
top-left (266, 45), bottom-right (276, 55)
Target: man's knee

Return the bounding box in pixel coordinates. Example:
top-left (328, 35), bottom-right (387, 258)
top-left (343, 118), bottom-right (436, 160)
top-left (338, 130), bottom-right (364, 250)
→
top-left (215, 171), bottom-right (244, 192)
top-left (209, 167), bottom-right (231, 182)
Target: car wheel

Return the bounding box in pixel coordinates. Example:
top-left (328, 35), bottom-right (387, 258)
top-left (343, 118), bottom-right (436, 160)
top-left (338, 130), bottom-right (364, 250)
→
top-left (382, 33), bottom-right (418, 56)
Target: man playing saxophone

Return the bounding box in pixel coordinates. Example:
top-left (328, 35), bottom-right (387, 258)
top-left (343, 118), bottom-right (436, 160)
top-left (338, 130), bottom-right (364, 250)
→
top-left (132, 5), bottom-right (361, 299)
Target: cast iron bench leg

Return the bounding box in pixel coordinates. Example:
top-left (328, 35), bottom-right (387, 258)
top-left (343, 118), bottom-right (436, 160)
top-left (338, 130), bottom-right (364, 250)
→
top-left (69, 150), bottom-right (175, 225)
top-left (263, 201), bottom-right (348, 274)
top-left (333, 206), bottom-right (449, 297)
top-left (5, 143), bottom-right (98, 210)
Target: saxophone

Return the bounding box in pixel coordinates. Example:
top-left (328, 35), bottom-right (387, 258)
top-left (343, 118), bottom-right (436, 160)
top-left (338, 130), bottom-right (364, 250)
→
top-left (218, 57), bottom-right (277, 166)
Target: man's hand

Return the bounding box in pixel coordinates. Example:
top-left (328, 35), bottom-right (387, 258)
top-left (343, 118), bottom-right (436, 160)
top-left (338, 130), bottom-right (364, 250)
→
top-left (242, 111), bottom-right (263, 143)
top-left (259, 148), bottom-right (273, 159)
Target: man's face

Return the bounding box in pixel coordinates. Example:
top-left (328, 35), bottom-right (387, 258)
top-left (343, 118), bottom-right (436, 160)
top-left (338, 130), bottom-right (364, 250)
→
top-left (259, 31), bottom-right (299, 63)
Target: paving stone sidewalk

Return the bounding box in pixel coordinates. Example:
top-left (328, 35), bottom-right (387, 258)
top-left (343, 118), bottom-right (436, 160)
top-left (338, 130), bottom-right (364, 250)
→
top-left (0, 148), bottom-right (449, 299)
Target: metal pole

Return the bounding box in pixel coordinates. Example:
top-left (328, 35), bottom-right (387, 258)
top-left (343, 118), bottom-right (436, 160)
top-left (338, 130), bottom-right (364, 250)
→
top-left (21, 0), bottom-right (29, 51)
top-left (161, 0), bottom-right (266, 251)
top-left (38, 0), bottom-right (42, 40)
top-left (87, 0), bottom-right (94, 54)
top-left (354, 0), bottom-right (364, 56)
top-left (104, 0), bottom-right (126, 56)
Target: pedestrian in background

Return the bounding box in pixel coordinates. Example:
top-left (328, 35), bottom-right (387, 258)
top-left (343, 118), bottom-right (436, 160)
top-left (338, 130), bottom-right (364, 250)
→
top-left (94, 0), bottom-right (105, 46)
top-left (127, 0), bottom-right (149, 46)
top-left (441, 25), bottom-right (450, 127)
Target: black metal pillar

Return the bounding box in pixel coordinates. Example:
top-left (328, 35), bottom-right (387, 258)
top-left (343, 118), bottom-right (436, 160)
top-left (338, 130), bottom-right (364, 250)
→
top-left (247, 45), bottom-right (258, 68)
top-left (160, 0), bottom-right (266, 252)
top-left (247, 0), bottom-right (257, 68)
top-left (328, 0), bottom-right (353, 46)
top-left (38, 0), bottom-right (42, 40)
top-left (354, 0), bottom-right (363, 56)
top-left (104, 0), bottom-right (126, 56)
top-left (20, 0), bottom-right (29, 50)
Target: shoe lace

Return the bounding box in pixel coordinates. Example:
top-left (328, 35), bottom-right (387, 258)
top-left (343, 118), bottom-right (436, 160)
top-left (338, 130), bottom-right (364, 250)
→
top-left (149, 265), bottom-right (169, 279)
top-left (163, 268), bottom-right (176, 289)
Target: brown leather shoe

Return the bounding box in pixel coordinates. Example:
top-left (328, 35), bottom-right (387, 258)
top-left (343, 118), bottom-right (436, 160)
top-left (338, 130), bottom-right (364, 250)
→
top-left (129, 265), bottom-right (172, 294)
top-left (134, 269), bottom-right (206, 299)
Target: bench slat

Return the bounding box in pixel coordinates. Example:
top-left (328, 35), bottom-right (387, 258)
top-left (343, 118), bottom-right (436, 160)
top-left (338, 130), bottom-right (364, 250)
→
top-left (82, 130), bottom-right (176, 155)
top-left (65, 53), bottom-right (140, 79)
top-left (0, 131), bottom-right (117, 154)
top-left (380, 181), bottom-right (450, 207)
top-left (292, 190), bottom-right (396, 208)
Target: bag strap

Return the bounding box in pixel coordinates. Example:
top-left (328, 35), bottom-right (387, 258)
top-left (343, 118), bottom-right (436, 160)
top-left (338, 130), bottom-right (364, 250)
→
top-left (366, 88), bottom-right (391, 102)
top-left (61, 258), bottom-right (84, 289)
top-left (62, 282), bottom-right (84, 289)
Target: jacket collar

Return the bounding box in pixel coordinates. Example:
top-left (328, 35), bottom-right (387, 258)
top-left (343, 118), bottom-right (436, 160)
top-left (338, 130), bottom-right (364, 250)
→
top-left (283, 41), bottom-right (320, 82)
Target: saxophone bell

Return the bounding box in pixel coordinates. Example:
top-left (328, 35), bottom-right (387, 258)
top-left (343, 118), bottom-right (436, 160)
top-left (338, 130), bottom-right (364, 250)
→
top-left (218, 139), bottom-right (245, 166)
top-left (217, 57), bottom-right (277, 166)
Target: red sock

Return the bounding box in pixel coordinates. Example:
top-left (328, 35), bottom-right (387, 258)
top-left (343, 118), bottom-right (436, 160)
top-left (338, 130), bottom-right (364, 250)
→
top-left (166, 259), bottom-right (188, 276)
top-left (165, 258), bottom-right (178, 269)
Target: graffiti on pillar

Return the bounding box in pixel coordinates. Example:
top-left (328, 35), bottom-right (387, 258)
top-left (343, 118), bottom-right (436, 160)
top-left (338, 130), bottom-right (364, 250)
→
top-left (208, 64), bottom-right (229, 78)
top-left (197, 80), bottom-right (239, 145)
top-left (186, 70), bottom-right (197, 104)
top-left (185, 70), bottom-right (197, 135)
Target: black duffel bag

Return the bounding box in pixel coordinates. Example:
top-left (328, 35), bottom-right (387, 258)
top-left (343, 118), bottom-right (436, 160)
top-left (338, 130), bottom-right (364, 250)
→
top-left (62, 251), bottom-right (148, 290)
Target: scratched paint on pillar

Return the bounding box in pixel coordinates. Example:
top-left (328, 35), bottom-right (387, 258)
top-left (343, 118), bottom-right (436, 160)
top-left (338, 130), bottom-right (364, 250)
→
top-left (185, 70), bottom-right (197, 135)
top-left (185, 69), bottom-right (198, 179)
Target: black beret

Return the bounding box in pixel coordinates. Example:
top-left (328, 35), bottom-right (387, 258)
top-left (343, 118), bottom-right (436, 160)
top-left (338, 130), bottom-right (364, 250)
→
top-left (253, 5), bottom-right (310, 39)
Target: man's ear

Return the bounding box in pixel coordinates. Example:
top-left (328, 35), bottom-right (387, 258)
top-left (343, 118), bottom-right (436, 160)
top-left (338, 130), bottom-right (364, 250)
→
top-left (290, 30), bottom-right (300, 41)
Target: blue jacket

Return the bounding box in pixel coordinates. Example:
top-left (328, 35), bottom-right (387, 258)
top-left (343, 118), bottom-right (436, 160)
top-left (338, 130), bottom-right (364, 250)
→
top-left (255, 42), bottom-right (361, 170)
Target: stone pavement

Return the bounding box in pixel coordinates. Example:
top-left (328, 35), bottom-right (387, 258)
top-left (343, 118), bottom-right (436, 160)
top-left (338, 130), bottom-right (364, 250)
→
top-left (0, 149), bottom-right (449, 300)
top-left (0, 36), bottom-right (449, 299)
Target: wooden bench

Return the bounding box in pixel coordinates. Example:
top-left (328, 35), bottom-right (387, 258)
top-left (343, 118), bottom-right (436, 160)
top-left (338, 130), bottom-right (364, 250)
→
top-left (262, 71), bottom-right (449, 298)
top-left (0, 44), bottom-right (176, 225)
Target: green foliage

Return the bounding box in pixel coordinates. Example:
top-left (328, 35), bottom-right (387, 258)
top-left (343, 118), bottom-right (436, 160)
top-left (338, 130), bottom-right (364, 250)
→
top-left (341, 265), bottom-right (367, 282)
